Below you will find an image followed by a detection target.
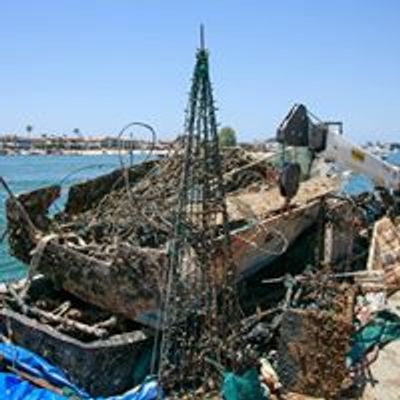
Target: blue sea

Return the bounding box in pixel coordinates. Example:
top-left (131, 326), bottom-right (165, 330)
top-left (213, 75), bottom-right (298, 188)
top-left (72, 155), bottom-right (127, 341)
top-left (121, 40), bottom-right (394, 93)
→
top-left (0, 152), bottom-right (399, 282)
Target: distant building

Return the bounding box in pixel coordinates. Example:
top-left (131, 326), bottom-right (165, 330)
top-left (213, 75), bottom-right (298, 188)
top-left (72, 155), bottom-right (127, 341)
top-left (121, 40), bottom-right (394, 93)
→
top-left (0, 133), bottom-right (173, 154)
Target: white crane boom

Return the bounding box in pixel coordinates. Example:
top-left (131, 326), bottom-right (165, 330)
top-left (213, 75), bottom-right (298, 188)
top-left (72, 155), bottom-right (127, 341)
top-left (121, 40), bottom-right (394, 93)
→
top-left (324, 131), bottom-right (400, 191)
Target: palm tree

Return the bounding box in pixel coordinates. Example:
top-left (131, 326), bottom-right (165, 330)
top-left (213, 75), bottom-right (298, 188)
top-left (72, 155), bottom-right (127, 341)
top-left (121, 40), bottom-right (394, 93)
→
top-left (72, 128), bottom-right (86, 151)
top-left (26, 125), bottom-right (33, 137)
top-left (73, 128), bottom-right (81, 137)
top-left (25, 125), bottom-right (34, 151)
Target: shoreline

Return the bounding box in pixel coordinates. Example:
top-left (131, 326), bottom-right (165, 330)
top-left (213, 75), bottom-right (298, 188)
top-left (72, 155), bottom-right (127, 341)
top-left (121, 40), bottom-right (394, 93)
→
top-left (0, 149), bottom-right (169, 156)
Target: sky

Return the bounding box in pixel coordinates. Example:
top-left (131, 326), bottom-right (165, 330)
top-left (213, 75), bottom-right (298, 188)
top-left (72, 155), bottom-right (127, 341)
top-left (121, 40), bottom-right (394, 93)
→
top-left (0, 0), bottom-right (399, 143)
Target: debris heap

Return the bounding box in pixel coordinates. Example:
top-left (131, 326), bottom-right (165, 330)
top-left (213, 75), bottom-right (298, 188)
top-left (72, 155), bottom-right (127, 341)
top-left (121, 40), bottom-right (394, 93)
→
top-left (5, 147), bottom-right (277, 322)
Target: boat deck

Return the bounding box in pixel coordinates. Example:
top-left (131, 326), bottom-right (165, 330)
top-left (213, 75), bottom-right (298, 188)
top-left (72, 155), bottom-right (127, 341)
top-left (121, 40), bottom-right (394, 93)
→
top-left (227, 175), bottom-right (338, 221)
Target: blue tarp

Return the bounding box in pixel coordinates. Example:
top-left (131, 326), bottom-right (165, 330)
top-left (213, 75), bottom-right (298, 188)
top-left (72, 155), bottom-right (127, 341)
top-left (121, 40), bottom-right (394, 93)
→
top-left (98, 379), bottom-right (160, 400)
top-left (0, 373), bottom-right (65, 400)
top-left (348, 310), bottom-right (400, 365)
top-left (0, 343), bottom-right (88, 398)
top-left (0, 343), bottom-right (161, 400)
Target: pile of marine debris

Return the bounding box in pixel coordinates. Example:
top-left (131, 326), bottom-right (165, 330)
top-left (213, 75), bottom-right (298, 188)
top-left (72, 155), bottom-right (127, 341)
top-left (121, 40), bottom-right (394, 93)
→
top-left (2, 159), bottom-right (400, 399)
top-left (1, 147), bottom-right (287, 396)
top-left (4, 142), bottom-right (336, 322)
top-left (235, 194), bottom-right (400, 400)
top-left (1, 147), bottom-right (343, 395)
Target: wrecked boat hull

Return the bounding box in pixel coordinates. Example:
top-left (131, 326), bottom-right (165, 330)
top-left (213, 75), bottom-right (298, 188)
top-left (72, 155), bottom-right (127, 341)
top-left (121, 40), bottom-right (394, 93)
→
top-left (0, 307), bottom-right (151, 396)
top-left (5, 154), bottom-right (337, 326)
top-left (31, 241), bottom-right (164, 323)
top-left (232, 199), bottom-right (322, 279)
top-left (135, 197), bottom-right (325, 327)
top-left (6, 193), bottom-right (328, 327)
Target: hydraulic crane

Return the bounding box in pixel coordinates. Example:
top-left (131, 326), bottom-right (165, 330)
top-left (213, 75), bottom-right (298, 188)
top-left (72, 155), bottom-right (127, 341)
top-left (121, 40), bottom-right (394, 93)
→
top-left (276, 104), bottom-right (400, 202)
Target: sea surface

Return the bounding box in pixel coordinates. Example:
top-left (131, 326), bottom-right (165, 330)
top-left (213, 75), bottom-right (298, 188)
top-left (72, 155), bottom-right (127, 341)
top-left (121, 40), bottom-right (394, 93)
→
top-left (0, 152), bottom-right (399, 282)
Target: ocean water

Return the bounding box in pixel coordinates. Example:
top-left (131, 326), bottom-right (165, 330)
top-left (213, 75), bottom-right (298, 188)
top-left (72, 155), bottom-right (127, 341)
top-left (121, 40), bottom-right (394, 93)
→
top-left (0, 152), bottom-right (399, 282)
top-left (0, 154), bottom-right (145, 282)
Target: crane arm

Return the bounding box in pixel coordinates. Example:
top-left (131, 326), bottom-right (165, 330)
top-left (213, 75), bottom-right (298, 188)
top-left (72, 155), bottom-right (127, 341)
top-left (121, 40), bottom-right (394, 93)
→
top-left (276, 104), bottom-right (400, 192)
top-left (324, 130), bottom-right (400, 191)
